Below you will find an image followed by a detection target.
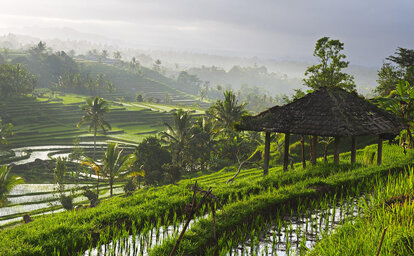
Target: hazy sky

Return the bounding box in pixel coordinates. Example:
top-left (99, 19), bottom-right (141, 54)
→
top-left (0, 0), bottom-right (413, 66)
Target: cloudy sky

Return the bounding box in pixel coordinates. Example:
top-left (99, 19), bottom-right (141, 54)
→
top-left (0, 0), bottom-right (413, 66)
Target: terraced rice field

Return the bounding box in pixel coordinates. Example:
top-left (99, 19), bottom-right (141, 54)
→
top-left (0, 94), bottom-right (199, 148)
top-left (0, 143), bottom-right (412, 255)
top-left (0, 183), bottom-right (125, 227)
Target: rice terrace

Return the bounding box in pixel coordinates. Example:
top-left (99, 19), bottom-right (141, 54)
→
top-left (0, 1), bottom-right (414, 255)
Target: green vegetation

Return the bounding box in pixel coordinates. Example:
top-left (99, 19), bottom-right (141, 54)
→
top-left (310, 167), bottom-right (414, 255)
top-left (304, 37), bottom-right (355, 91)
top-left (77, 96), bottom-right (111, 158)
top-left (0, 38), bottom-right (413, 256)
top-left (0, 165), bottom-right (24, 207)
top-left (374, 81), bottom-right (414, 148)
top-left (376, 47), bottom-right (414, 96)
top-left (0, 143), bottom-right (411, 255)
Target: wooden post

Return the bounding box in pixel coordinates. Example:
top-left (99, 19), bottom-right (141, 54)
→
top-left (351, 136), bottom-right (356, 164)
top-left (334, 137), bottom-right (340, 164)
top-left (311, 135), bottom-right (318, 165)
top-left (283, 133), bottom-right (290, 171)
top-left (301, 135), bottom-right (306, 168)
top-left (309, 135), bottom-right (313, 164)
top-left (377, 135), bottom-right (383, 165)
top-left (263, 132), bottom-right (271, 176)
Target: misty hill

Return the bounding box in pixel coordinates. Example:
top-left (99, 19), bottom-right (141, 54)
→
top-left (0, 33), bottom-right (380, 97)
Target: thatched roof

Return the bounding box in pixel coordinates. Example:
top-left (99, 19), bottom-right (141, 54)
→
top-left (236, 87), bottom-right (403, 137)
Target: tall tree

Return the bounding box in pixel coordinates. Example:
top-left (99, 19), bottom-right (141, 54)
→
top-left (187, 117), bottom-right (216, 171)
top-left (376, 47), bottom-right (414, 96)
top-left (303, 37), bottom-right (355, 91)
top-left (209, 90), bottom-right (248, 135)
top-left (77, 96), bottom-right (111, 158)
top-left (135, 137), bottom-right (171, 185)
top-left (160, 109), bottom-right (192, 169)
top-left (0, 165), bottom-right (24, 207)
top-left (0, 64), bottom-right (37, 97)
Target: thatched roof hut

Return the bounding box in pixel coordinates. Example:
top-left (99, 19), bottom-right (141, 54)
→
top-left (236, 87), bottom-right (404, 172)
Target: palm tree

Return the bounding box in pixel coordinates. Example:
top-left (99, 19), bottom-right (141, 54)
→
top-left (209, 90), bottom-right (248, 135)
top-left (83, 143), bottom-right (136, 197)
top-left (0, 165), bottom-right (24, 207)
top-left (160, 109), bottom-right (192, 169)
top-left (77, 96), bottom-right (111, 158)
top-left (102, 143), bottom-right (135, 196)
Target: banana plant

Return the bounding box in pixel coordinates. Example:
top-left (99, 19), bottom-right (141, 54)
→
top-left (374, 80), bottom-right (414, 149)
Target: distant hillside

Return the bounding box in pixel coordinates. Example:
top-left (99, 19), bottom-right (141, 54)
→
top-left (78, 59), bottom-right (204, 105)
top-left (2, 48), bottom-right (207, 107)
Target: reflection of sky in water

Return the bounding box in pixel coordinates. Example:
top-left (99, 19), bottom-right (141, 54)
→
top-left (1, 186), bottom-right (124, 226)
top-left (10, 143), bottom-right (133, 165)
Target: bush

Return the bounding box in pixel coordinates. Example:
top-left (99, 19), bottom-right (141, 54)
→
top-left (83, 187), bottom-right (99, 207)
top-left (363, 145), bottom-right (376, 165)
top-left (60, 194), bottom-right (73, 210)
top-left (123, 180), bottom-right (136, 196)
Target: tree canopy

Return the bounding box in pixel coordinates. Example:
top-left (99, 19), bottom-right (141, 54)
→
top-left (376, 47), bottom-right (414, 96)
top-left (303, 37), bottom-right (355, 91)
top-left (0, 64), bottom-right (37, 97)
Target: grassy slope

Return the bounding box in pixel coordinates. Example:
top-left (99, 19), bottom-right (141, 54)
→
top-left (0, 143), bottom-right (412, 255)
top-left (309, 168), bottom-right (414, 255)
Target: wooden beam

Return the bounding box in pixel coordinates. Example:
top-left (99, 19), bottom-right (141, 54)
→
top-left (311, 135), bottom-right (318, 165)
top-left (263, 132), bottom-right (271, 176)
top-left (301, 135), bottom-right (306, 168)
top-left (334, 137), bottom-right (340, 164)
top-left (377, 135), bottom-right (383, 165)
top-left (351, 136), bottom-right (356, 164)
top-left (283, 133), bottom-right (290, 171)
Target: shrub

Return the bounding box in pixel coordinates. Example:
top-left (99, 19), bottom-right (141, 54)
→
top-left (60, 194), bottom-right (73, 210)
top-left (123, 180), bottom-right (136, 196)
top-left (363, 145), bottom-right (376, 165)
top-left (83, 187), bottom-right (99, 207)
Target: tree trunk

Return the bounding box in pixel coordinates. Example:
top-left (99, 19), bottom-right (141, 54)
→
top-left (301, 136), bottom-right (306, 168)
top-left (324, 144), bottom-right (328, 163)
top-left (334, 137), bottom-right (340, 164)
top-left (283, 133), bottom-right (290, 171)
top-left (94, 128), bottom-right (99, 198)
top-left (94, 129), bottom-right (97, 159)
top-left (96, 172), bottom-right (100, 199)
top-left (351, 136), bottom-right (356, 164)
top-left (377, 135), bottom-right (383, 165)
top-left (110, 178), bottom-right (113, 197)
top-left (263, 132), bottom-right (271, 176)
top-left (309, 135), bottom-right (313, 164)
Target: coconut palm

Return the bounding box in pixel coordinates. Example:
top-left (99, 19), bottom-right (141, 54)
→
top-left (160, 109), bottom-right (192, 169)
top-left (209, 90), bottom-right (247, 135)
top-left (101, 142), bottom-right (135, 196)
top-left (77, 96), bottom-right (111, 158)
top-left (83, 143), bottom-right (136, 197)
top-left (0, 165), bottom-right (24, 207)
